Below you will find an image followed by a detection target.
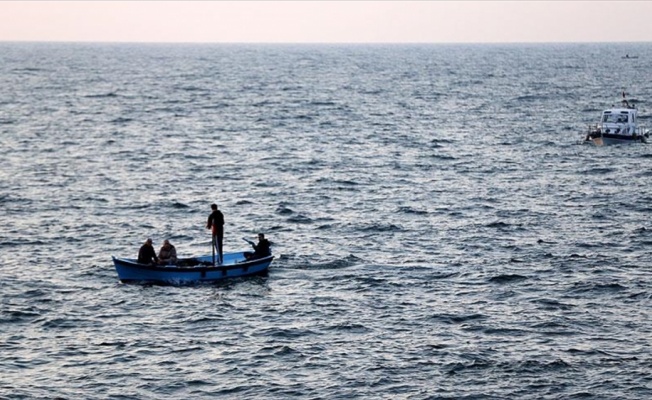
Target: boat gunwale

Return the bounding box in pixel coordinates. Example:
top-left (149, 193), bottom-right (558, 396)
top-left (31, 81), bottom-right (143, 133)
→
top-left (112, 255), bottom-right (274, 273)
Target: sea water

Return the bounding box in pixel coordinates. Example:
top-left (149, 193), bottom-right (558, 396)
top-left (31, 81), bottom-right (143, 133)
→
top-left (1, 42), bottom-right (652, 399)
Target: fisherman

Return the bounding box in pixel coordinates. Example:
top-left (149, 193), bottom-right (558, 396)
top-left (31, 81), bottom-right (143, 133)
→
top-left (137, 238), bottom-right (158, 265)
top-left (158, 239), bottom-right (178, 265)
top-left (244, 233), bottom-right (271, 260)
top-left (206, 203), bottom-right (225, 264)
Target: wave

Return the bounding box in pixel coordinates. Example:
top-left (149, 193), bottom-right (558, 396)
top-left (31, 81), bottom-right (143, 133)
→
top-left (84, 92), bottom-right (118, 98)
top-left (489, 274), bottom-right (528, 284)
top-left (275, 205), bottom-right (294, 215)
top-left (283, 254), bottom-right (360, 270)
top-left (397, 206), bottom-right (428, 215)
top-left (429, 312), bottom-right (486, 324)
top-left (355, 223), bottom-right (405, 233)
top-left (170, 201), bottom-right (190, 209)
top-left (286, 215), bottom-right (313, 224)
top-left (485, 221), bottom-right (514, 229)
top-left (570, 282), bottom-right (627, 294)
top-left (110, 117), bottom-right (133, 124)
top-left (531, 298), bottom-right (575, 310)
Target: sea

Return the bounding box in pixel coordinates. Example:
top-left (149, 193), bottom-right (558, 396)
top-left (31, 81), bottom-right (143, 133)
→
top-left (1, 42), bottom-right (652, 399)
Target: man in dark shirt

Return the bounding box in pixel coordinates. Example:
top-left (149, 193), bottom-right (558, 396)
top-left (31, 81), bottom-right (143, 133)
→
top-left (244, 233), bottom-right (271, 260)
top-left (206, 203), bottom-right (224, 264)
top-left (137, 238), bottom-right (158, 264)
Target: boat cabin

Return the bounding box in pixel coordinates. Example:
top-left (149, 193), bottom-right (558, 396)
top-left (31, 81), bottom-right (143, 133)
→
top-left (599, 101), bottom-right (638, 135)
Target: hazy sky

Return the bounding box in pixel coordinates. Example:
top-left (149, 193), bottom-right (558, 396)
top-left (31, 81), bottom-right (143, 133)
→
top-left (1, 1), bottom-right (651, 44)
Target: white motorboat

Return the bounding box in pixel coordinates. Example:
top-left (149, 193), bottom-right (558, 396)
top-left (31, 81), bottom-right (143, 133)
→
top-left (584, 94), bottom-right (649, 146)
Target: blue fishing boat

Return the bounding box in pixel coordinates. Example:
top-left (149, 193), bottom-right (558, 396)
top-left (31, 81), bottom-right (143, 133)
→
top-left (112, 251), bottom-right (274, 285)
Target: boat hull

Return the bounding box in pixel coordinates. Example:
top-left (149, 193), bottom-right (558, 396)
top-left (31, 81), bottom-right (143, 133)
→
top-left (112, 252), bottom-right (274, 284)
top-left (586, 133), bottom-right (647, 146)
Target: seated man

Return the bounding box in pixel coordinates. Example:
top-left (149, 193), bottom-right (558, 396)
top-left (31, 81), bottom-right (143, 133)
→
top-left (244, 233), bottom-right (271, 260)
top-left (138, 238), bottom-right (159, 265)
top-left (158, 239), bottom-right (178, 265)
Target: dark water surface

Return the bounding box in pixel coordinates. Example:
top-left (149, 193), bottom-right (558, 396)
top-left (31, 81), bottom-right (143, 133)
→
top-left (1, 43), bottom-right (652, 399)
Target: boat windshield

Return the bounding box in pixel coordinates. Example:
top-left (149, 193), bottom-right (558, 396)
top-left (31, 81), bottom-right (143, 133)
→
top-left (602, 113), bottom-right (629, 123)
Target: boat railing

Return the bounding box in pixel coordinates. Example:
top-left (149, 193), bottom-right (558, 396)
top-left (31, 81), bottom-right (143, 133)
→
top-left (587, 124), bottom-right (601, 134)
top-left (588, 123), bottom-right (648, 136)
top-left (635, 125), bottom-right (649, 135)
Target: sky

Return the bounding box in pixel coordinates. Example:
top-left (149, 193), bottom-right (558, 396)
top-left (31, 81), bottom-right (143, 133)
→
top-left (1, 1), bottom-right (651, 44)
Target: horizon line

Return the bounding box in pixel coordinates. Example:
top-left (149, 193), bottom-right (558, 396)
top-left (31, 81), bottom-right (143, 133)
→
top-left (2, 40), bottom-right (652, 46)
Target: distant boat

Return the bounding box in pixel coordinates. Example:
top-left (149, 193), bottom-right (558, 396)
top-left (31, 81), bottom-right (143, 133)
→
top-left (622, 54), bottom-right (639, 59)
top-left (584, 94), bottom-right (649, 146)
top-left (112, 251), bottom-right (274, 285)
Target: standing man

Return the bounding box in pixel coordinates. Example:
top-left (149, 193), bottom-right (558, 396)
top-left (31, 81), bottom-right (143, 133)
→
top-left (206, 203), bottom-right (224, 265)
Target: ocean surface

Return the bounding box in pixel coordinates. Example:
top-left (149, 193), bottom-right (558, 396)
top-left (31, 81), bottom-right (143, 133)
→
top-left (1, 42), bottom-right (652, 399)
